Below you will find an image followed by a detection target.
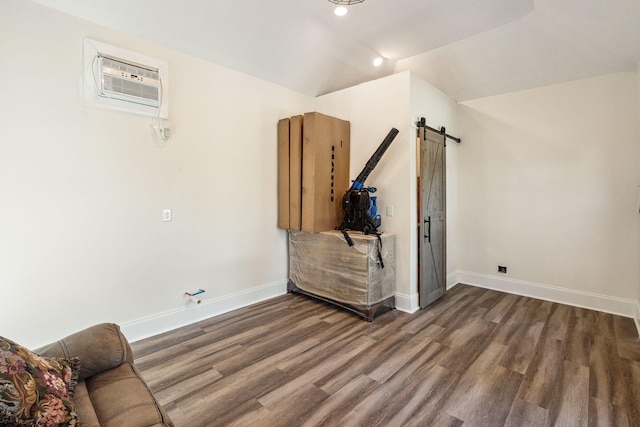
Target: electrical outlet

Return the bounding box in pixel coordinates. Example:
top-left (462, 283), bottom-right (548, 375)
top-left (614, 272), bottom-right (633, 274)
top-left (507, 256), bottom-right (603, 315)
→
top-left (498, 266), bottom-right (507, 273)
top-left (163, 209), bottom-right (172, 221)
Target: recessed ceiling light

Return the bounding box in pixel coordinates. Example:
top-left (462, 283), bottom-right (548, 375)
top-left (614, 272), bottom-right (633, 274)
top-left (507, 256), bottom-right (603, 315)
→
top-left (334, 6), bottom-right (348, 16)
top-left (373, 56), bottom-right (384, 67)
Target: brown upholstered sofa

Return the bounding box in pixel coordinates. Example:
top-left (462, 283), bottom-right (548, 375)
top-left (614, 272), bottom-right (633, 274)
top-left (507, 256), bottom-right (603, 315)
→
top-left (35, 323), bottom-right (173, 427)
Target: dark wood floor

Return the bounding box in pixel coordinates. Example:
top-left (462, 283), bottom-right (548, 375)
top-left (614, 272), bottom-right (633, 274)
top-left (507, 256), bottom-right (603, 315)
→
top-left (131, 284), bottom-right (640, 426)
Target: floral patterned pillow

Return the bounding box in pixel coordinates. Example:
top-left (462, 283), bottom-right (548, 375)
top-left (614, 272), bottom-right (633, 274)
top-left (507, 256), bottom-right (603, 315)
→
top-left (0, 336), bottom-right (80, 427)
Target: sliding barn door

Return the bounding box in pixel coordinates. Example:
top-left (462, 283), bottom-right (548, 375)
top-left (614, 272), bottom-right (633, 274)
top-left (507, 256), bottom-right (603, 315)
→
top-left (419, 126), bottom-right (446, 308)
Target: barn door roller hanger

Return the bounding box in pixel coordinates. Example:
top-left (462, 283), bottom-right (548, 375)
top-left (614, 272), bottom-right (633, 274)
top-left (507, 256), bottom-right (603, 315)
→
top-left (417, 117), bottom-right (461, 145)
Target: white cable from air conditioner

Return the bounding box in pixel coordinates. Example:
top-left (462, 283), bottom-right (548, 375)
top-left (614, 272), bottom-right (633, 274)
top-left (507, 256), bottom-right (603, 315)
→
top-left (151, 74), bottom-right (170, 146)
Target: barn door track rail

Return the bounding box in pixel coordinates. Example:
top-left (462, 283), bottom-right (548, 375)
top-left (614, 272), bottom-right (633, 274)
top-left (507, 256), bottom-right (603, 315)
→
top-left (417, 117), bottom-right (461, 144)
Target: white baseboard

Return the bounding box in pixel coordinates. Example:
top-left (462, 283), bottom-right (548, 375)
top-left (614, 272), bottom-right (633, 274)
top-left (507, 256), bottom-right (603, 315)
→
top-left (453, 271), bottom-right (638, 320)
top-left (395, 273), bottom-right (460, 314)
top-left (394, 292), bottom-right (419, 314)
top-left (121, 280), bottom-right (287, 343)
top-left (447, 273), bottom-right (460, 290)
top-left (121, 274), bottom-right (640, 342)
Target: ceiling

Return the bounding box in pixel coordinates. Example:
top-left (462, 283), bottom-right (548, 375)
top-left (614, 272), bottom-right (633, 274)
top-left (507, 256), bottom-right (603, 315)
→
top-left (33, 0), bottom-right (640, 102)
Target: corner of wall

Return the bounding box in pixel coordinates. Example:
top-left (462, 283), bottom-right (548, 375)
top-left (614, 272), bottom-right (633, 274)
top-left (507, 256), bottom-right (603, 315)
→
top-left (394, 291), bottom-right (419, 314)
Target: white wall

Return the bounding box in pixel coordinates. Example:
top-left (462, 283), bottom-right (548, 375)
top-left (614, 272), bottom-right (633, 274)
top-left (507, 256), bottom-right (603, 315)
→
top-left (457, 73), bottom-right (640, 316)
top-left (315, 72), bottom-right (460, 312)
top-left (0, 0), bottom-right (313, 347)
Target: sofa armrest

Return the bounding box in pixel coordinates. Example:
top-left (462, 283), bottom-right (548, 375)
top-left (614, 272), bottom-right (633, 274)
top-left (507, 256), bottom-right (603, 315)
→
top-left (84, 363), bottom-right (174, 426)
top-left (34, 323), bottom-right (133, 381)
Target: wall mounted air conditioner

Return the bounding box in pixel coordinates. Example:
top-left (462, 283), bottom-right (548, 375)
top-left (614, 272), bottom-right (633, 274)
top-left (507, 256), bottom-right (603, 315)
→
top-left (83, 38), bottom-right (169, 119)
top-left (97, 55), bottom-right (161, 108)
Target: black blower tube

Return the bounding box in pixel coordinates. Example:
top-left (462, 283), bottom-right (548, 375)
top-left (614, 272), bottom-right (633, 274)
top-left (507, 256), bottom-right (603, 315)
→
top-left (351, 127), bottom-right (399, 190)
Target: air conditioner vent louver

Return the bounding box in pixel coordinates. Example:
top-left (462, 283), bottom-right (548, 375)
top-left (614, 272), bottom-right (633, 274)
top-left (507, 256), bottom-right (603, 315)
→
top-left (98, 56), bottom-right (161, 107)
